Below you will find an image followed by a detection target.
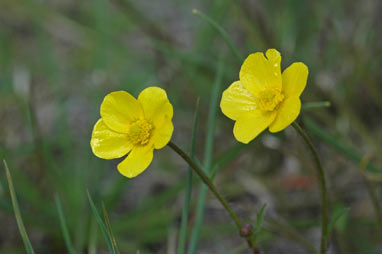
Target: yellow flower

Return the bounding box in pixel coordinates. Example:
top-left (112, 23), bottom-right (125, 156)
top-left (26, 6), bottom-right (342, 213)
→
top-left (220, 49), bottom-right (308, 144)
top-left (90, 86), bottom-right (174, 178)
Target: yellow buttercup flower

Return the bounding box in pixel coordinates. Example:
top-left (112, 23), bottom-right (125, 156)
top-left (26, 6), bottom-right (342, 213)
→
top-left (220, 49), bottom-right (308, 144)
top-left (90, 86), bottom-right (174, 178)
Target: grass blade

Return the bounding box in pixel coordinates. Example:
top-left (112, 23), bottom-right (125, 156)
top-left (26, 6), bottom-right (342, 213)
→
top-left (256, 204), bottom-right (267, 229)
top-left (102, 202), bottom-right (120, 254)
top-left (54, 194), bottom-right (75, 254)
top-left (303, 117), bottom-right (382, 176)
top-left (188, 58), bottom-right (224, 254)
top-left (177, 98), bottom-right (200, 254)
top-left (88, 217), bottom-right (99, 254)
top-left (87, 190), bottom-right (114, 254)
top-left (326, 207), bottom-right (349, 237)
top-left (250, 203), bottom-right (267, 246)
top-left (192, 9), bottom-right (243, 62)
top-left (3, 159), bottom-right (35, 254)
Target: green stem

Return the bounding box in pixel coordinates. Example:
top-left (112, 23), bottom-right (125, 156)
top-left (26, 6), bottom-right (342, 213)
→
top-left (292, 122), bottom-right (329, 254)
top-left (302, 101), bottom-right (331, 112)
top-left (167, 142), bottom-right (254, 250)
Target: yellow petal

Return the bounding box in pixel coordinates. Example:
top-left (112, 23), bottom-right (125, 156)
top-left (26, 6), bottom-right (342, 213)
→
top-left (90, 119), bottom-right (132, 159)
top-left (233, 110), bottom-right (277, 144)
top-left (100, 91), bottom-right (143, 133)
top-left (152, 121), bottom-right (174, 149)
top-left (269, 96), bottom-right (301, 133)
top-left (117, 145), bottom-right (154, 178)
top-left (138, 86), bottom-right (173, 127)
top-left (282, 62), bottom-right (309, 97)
top-left (265, 48), bottom-right (281, 76)
top-left (220, 81), bottom-right (257, 120)
top-left (239, 51), bottom-right (282, 97)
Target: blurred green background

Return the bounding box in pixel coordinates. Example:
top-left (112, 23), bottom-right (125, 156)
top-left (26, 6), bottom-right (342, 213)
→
top-left (1, 0), bottom-right (382, 253)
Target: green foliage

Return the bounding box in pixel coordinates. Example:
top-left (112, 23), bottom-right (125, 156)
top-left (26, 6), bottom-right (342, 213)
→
top-left (177, 98), bottom-right (200, 254)
top-left (304, 117), bottom-right (382, 176)
top-left (3, 160), bottom-right (35, 254)
top-left (102, 202), bottom-right (120, 254)
top-left (256, 204), bottom-right (267, 230)
top-left (327, 205), bottom-right (349, 234)
top-left (55, 194), bottom-right (75, 254)
top-left (1, 0), bottom-right (382, 253)
top-left (251, 203), bottom-right (267, 245)
top-left (188, 57), bottom-right (224, 254)
top-left (192, 9), bottom-right (243, 62)
top-left (87, 191), bottom-right (114, 254)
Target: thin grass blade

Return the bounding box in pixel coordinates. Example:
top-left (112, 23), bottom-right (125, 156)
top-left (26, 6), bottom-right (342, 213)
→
top-left (326, 207), bottom-right (349, 237)
top-left (252, 204), bottom-right (267, 244)
top-left (256, 204), bottom-right (267, 229)
top-left (192, 9), bottom-right (243, 62)
top-left (102, 202), bottom-right (120, 254)
top-left (3, 160), bottom-right (35, 254)
top-left (177, 98), bottom-right (200, 254)
top-left (188, 58), bottom-right (224, 254)
top-left (88, 217), bottom-right (99, 254)
top-left (87, 190), bottom-right (114, 254)
top-left (54, 194), bottom-right (75, 254)
top-left (303, 117), bottom-right (382, 176)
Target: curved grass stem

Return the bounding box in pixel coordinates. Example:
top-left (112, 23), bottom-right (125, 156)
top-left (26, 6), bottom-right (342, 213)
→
top-left (3, 160), bottom-right (35, 254)
top-left (192, 9), bottom-right (244, 62)
top-left (167, 142), bottom-right (255, 251)
top-left (292, 122), bottom-right (329, 254)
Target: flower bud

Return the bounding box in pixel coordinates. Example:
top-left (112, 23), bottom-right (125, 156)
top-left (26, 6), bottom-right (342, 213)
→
top-left (240, 224), bottom-right (253, 237)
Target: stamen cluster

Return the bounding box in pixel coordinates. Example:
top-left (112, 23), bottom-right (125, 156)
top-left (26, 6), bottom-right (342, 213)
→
top-left (128, 119), bottom-right (153, 145)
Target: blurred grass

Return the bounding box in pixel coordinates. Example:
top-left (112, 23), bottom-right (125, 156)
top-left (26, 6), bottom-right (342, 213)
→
top-left (188, 56), bottom-right (224, 254)
top-left (87, 191), bottom-right (114, 253)
top-left (177, 98), bottom-right (199, 254)
top-left (0, 0), bottom-right (382, 253)
top-left (54, 194), bottom-right (75, 254)
top-left (102, 202), bottom-right (120, 254)
top-left (3, 160), bottom-right (35, 254)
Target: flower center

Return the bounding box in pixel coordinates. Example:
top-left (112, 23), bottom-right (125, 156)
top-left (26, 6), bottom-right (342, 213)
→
top-left (256, 88), bottom-right (285, 111)
top-left (128, 119), bottom-right (153, 145)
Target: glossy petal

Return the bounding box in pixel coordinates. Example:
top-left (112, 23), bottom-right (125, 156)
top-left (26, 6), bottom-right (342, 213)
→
top-left (90, 119), bottom-right (132, 159)
top-left (282, 62), bottom-right (309, 98)
top-left (239, 52), bottom-right (282, 97)
top-left (100, 91), bottom-right (143, 133)
top-left (265, 48), bottom-right (281, 77)
top-left (233, 110), bottom-right (277, 144)
top-left (220, 81), bottom-right (257, 120)
top-left (269, 96), bottom-right (301, 133)
top-left (117, 145), bottom-right (154, 178)
top-left (152, 121), bottom-right (174, 149)
top-left (138, 86), bottom-right (173, 126)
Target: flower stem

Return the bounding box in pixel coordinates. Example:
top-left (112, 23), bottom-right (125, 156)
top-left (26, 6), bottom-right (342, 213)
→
top-left (301, 101), bottom-right (331, 112)
top-left (292, 122), bottom-right (329, 254)
top-left (167, 141), bottom-right (255, 250)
